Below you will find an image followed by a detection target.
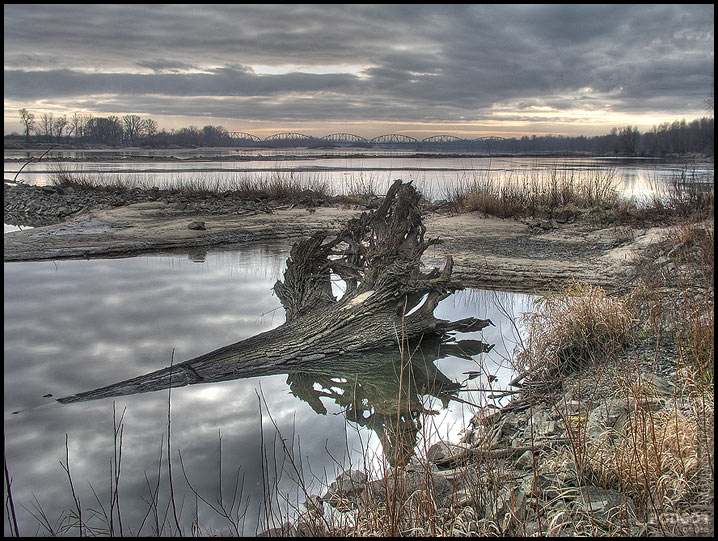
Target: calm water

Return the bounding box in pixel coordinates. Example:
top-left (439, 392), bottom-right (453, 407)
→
top-left (4, 243), bottom-right (537, 536)
top-left (5, 148), bottom-right (714, 200)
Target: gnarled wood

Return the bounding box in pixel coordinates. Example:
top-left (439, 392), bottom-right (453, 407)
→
top-left (58, 180), bottom-right (492, 405)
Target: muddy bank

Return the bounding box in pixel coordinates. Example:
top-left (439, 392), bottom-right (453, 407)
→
top-left (4, 181), bottom-right (661, 292)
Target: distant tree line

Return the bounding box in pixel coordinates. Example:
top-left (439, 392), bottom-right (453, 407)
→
top-left (480, 118), bottom-right (713, 156)
top-left (10, 108), bottom-right (714, 156)
top-left (14, 108), bottom-right (236, 147)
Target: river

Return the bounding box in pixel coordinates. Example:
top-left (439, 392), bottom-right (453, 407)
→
top-left (3, 242), bottom-right (538, 536)
top-left (5, 148), bottom-right (714, 201)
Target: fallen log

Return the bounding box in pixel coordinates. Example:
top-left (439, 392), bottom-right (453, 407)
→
top-left (58, 180), bottom-right (492, 405)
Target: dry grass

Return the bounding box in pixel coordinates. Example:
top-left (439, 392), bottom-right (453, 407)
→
top-left (645, 167), bottom-right (715, 220)
top-left (49, 167), bottom-right (332, 200)
top-left (445, 164), bottom-right (714, 229)
top-left (547, 218), bottom-right (713, 535)
top-left (516, 282), bottom-right (635, 381)
top-left (445, 166), bottom-right (621, 219)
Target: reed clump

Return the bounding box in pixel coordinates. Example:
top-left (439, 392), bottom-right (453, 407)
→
top-left (645, 167), bottom-right (715, 220)
top-left (445, 167), bottom-right (621, 220)
top-left (446, 165), bottom-right (714, 227)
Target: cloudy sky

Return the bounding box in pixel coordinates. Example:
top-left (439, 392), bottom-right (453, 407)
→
top-left (3, 4), bottom-right (714, 138)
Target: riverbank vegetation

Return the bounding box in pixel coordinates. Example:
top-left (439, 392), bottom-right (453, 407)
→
top-left (445, 165), bottom-right (714, 227)
top-left (44, 162), bottom-right (714, 221)
top-left (48, 167), bottom-right (334, 201)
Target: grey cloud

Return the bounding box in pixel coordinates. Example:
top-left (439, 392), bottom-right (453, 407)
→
top-left (3, 4), bottom-right (713, 130)
top-left (4, 67), bottom-right (361, 99)
top-left (135, 59), bottom-right (205, 73)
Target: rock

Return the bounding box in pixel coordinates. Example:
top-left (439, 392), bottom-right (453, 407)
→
top-left (641, 373), bottom-right (674, 397)
top-left (303, 494), bottom-right (324, 515)
top-left (555, 209), bottom-right (576, 223)
top-left (514, 449), bottom-right (535, 470)
top-left (528, 408), bottom-right (559, 437)
top-left (26, 200), bottom-right (41, 213)
top-left (405, 456), bottom-right (440, 474)
top-left (575, 485), bottom-right (636, 523)
top-left (499, 412), bottom-right (520, 435)
top-left (485, 484), bottom-right (527, 526)
top-left (187, 220), bottom-right (206, 230)
top-left (666, 242), bottom-right (684, 258)
top-left (453, 488), bottom-right (478, 507)
top-left (427, 441), bottom-right (471, 467)
top-left (363, 469), bottom-right (454, 509)
top-left (321, 469), bottom-right (367, 510)
top-left (519, 472), bottom-right (565, 500)
top-left (587, 398), bottom-right (629, 438)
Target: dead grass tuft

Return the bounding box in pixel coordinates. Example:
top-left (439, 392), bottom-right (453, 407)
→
top-left (517, 282), bottom-right (635, 381)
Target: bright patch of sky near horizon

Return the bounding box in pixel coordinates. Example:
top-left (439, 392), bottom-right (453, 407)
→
top-left (3, 4), bottom-right (713, 138)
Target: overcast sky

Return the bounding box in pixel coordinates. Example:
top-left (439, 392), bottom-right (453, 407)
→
top-left (3, 4), bottom-right (714, 138)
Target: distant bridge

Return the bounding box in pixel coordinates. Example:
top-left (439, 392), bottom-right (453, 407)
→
top-left (370, 134), bottom-right (419, 144)
top-left (223, 131), bottom-right (509, 147)
top-left (321, 133), bottom-right (369, 144)
top-left (263, 132), bottom-right (317, 142)
top-left (228, 131), bottom-right (262, 142)
top-left (420, 135), bottom-right (466, 143)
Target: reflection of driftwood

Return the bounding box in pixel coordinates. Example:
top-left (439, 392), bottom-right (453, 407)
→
top-left (60, 333), bottom-right (493, 466)
top-left (59, 180), bottom-right (492, 405)
top-left (286, 339), bottom-right (475, 466)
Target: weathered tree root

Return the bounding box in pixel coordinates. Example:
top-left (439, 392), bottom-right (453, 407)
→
top-left (58, 180), bottom-right (491, 404)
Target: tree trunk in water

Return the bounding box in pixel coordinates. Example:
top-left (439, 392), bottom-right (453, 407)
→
top-left (58, 180), bottom-right (492, 404)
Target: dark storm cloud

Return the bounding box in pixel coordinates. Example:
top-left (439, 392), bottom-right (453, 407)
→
top-left (3, 4), bottom-right (714, 129)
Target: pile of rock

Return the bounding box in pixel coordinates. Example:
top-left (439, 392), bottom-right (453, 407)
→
top-left (265, 359), bottom-right (702, 537)
top-left (3, 181), bottom-right (328, 227)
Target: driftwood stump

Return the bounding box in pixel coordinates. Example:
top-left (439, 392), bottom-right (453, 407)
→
top-left (58, 180), bottom-right (491, 405)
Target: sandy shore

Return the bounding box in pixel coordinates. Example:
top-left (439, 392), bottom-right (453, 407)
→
top-left (4, 199), bottom-right (667, 293)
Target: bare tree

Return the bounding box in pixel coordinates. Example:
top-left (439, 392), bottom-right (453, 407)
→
top-left (142, 118), bottom-right (158, 138)
top-left (39, 112), bottom-right (55, 141)
top-left (70, 113), bottom-right (85, 140)
top-left (122, 114), bottom-right (143, 144)
top-left (18, 108), bottom-right (35, 140)
top-left (617, 125), bottom-right (640, 155)
top-left (54, 115), bottom-right (69, 142)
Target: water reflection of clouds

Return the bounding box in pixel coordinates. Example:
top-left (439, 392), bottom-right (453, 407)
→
top-left (7, 156), bottom-right (711, 201)
top-left (425, 288), bottom-right (538, 445)
top-left (4, 247), bottom-right (536, 535)
top-left (3, 245), bottom-right (364, 535)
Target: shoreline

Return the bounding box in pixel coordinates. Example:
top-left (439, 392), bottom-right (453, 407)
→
top-left (5, 143), bottom-right (714, 163)
top-left (4, 181), bottom-right (655, 294)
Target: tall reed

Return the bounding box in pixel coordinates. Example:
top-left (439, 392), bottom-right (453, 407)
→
top-left (445, 166), bottom-right (621, 218)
